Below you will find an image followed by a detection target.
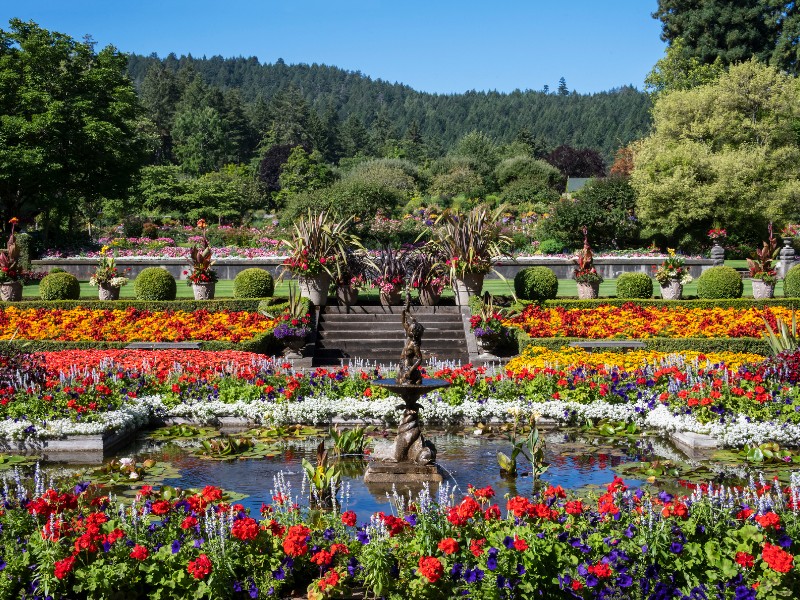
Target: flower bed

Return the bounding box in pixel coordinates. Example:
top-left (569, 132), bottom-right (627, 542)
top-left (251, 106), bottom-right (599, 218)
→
top-left (506, 303), bottom-right (794, 339)
top-left (2, 349), bottom-right (800, 447)
top-left (0, 474), bottom-right (798, 598)
top-left (0, 307), bottom-right (275, 342)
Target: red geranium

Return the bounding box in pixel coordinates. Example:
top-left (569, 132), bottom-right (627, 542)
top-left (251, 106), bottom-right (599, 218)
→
top-left (437, 538), bottom-right (459, 555)
top-left (736, 552), bottom-right (755, 568)
top-left (187, 554), bottom-right (213, 579)
top-left (231, 517), bottom-right (260, 541)
top-left (283, 524), bottom-right (311, 557)
top-left (54, 556), bottom-right (76, 580)
top-left (763, 543), bottom-right (794, 573)
top-left (418, 556), bottom-right (444, 583)
top-left (341, 510), bottom-right (357, 527)
top-left (130, 545), bottom-right (149, 561)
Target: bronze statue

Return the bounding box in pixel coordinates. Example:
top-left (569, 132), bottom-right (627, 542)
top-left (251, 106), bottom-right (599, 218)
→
top-left (397, 293), bottom-right (424, 385)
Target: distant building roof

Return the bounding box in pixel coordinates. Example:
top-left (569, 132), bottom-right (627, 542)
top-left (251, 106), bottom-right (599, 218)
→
top-left (567, 177), bottom-right (592, 193)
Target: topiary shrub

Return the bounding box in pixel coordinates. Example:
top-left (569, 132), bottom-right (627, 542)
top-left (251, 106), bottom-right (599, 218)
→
top-left (49, 267), bottom-right (66, 274)
top-left (514, 266), bottom-right (558, 301)
top-left (785, 264), bottom-right (800, 298)
top-left (697, 266), bottom-right (743, 299)
top-left (233, 268), bottom-right (275, 298)
top-left (616, 272), bottom-right (654, 299)
top-left (134, 267), bottom-right (177, 301)
top-left (39, 272), bottom-right (80, 300)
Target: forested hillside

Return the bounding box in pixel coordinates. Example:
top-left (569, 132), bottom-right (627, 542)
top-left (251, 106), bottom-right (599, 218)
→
top-left (127, 54), bottom-right (651, 159)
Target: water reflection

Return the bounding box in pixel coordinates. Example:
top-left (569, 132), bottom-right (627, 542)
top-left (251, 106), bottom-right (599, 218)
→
top-left (129, 431), bottom-right (650, 522)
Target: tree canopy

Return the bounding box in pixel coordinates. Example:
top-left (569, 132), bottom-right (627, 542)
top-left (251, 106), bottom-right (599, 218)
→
top-left (631, 61), bottom-right (800, 246)
top-left (0, 19), bottom-right (149, 232)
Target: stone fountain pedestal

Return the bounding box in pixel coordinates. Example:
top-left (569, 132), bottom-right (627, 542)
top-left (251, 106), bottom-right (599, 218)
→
top-left (363, 378), bottom-right (449, 485)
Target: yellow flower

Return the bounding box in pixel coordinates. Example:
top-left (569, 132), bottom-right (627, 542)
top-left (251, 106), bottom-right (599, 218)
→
top-left (100, 245), bottom-right (110, 254)
top-left (667, 248), bottom-right (676, 257)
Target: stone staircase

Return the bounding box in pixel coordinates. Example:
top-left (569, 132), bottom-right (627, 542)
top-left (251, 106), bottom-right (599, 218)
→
top-left (313, 305), bottom-right (469, 367)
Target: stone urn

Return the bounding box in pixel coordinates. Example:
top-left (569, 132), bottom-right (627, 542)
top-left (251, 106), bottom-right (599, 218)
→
top-left (418, 285), bottom-right (440, 307)
top-left (192, 282), bottom-right (216, 300)
top-left (751, 278), bottom-right (776, 300)
top-left (475, 333), bottom-right (500, 357)
top-left (660, 280), bottom-right (683, 300)
top-left (336, 285), bottom-right (359, 306)
top-left (380, 287), bottom-right (403, 307)
top-left (282, 335), bottom-right (307, 359)
top-left (576, 281), bottom-right (600, 300)
top-left (299, 273), bottom-right (331, 307)
top-left (453, 273), bottom-right (484, 306)
top-left (98, 283), bottom-right (121, 301)
top-left (0, 281), bottom-right (23, 302)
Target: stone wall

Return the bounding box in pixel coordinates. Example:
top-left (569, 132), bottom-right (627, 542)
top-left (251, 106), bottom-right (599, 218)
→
top-left (33, 256), bottom-right (716, 281)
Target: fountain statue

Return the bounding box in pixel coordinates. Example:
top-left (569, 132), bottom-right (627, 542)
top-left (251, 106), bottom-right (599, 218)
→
top-left (363, 295), bottom-right (450, 484)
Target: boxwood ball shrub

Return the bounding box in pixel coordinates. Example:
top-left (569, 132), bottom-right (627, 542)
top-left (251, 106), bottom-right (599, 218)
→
top-left (696, 266), bottom-right (743, 299)
top-left (616, 272), bottom-right (653, 299)
top-left (233, 268), bottom-right (275, 298)
top-left (785, 264), bottom-right (800, 297)
top-left (39, 272), bottom-right (80, 300)
top-left (514, 266), bottom-right (558, 301)
top-left (134, 267), bottom-right (177, 301)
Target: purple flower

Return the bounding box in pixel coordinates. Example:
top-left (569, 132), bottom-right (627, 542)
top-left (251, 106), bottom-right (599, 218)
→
top-left (777, 534), bottom-right (793, 549)
top-left (451, 563), bottom-right (463, 579)
top-left (670, 542), bottom-right (683, 554)
top-left (734, 585), bottom-right (756, 600)
top-left (323, 528), bottom-right (336, 541)
top-left (171, 540), bottom-right (181, 554)
top-left (273, 566), bottom-right (285, 581)
top-left (74, 482), bottom-right (90, 495)
top-left (356, 529), bottom-right (369, 544)
top-left (465, 567), bottom-right (484, 583)
top-left (503, 536), bottom-right (515, 549)
top-left (487, 548), bottom-right (499, 571)
top-left (404, 514), bottom-right (417, 527)
top-left (617, 574), bottom-right (633, 587)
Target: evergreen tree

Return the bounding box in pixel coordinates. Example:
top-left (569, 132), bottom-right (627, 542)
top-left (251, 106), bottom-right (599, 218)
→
top-left (557, 77), bottom-right (569, 96)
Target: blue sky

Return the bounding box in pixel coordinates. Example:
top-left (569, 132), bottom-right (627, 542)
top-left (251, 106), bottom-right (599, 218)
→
top-left (3, 1), bottom-right (666, 94)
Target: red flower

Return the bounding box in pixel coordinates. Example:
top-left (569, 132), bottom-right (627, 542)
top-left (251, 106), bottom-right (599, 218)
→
top-left (762, 543), bottom-right (794, 573)
top-left (231, 517), bottom-right (259, 541)
top-left (311, 549), bottom-right (334, 567)
top-left (150, 500), bottom-right (171, 515)
top-left (181, 516), bottom-right (198, 529)
top-left (587, 563), bottom-right (613, 578)
top-left (755, 512), bottom-right (781, 530)
top-left (437, 538), bottom-right (459, 555)
top-left (507, 496), bottom-right (532, 518)
top-left (187, 554), bottom-right (213, 579)
top-left (283, 524), bottom-right (311, 557)
top-left (484, 504), bottom-right (501, 520)
top-left (130, 544), bottom-right (149, 561)
top-left (341, 510), bottom-right (357, 527)
top-left (470, 485), bottom-right (496, 499)
top-left (736, 552), bottom-right (755, 568)
top-left (469, 538), bottom-right (486, 557)
top-left (565, 500), bottom-right (584, 515)
top-left (418, 556), bottom-right (444, 583)
top-left (54, 556), bottom-right (76, 580)
top-left (513, 536), bottom-right (529, 551)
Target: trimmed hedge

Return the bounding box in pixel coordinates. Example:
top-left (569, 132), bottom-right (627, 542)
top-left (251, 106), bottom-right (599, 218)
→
top-left (785, 264), bottom-right (800, 298)
top-left (516, 332), bottom-right (770, 355)
top-left (39, 272), bottom-right (80, 300)
top-left (0, 298), bottom-right (287, 312)
top-left (134, 268), bottom-right (177, 301)
top-left (233, 268), bottom-right (275, 298)
top-left (615, 273), bottom-right (653, 299)
top-left (514, 267), bottom-right (558, 301)
top-left (696, 266), bottom-right (743, 299)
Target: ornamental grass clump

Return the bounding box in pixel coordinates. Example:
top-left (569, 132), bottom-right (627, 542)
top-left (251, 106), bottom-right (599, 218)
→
top-left (431, 204), bottom-right (512, 279)
top-left (281, 211), bottom-right (360, 280)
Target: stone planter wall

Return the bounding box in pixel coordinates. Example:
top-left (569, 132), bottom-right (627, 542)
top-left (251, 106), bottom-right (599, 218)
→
top-left (33, 256), bottom-right (719, 281)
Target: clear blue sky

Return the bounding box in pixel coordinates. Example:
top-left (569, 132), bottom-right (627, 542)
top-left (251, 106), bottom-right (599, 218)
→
top-left (2, 1), bottom-right (666, 94)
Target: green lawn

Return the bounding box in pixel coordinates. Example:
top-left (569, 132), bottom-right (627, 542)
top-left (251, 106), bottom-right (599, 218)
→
top-left (18, 277), bottom-right (784, 300)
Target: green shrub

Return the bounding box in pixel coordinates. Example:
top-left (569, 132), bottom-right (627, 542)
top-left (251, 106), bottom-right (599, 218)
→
top-left (49, 267), bottom-right (66, 274)
top-left (514, 267), bottom-right (558, 301)
top-left (538, 239), bottom-right (565, 255)
top-left (134, 268), bottom-right (177, 301)
top-left (616, 272), bottom-right (654, 299)
top-left (696, 266), bottom-right (743, 299)
top-left (39, 272), bottom-right (80, 300)
top-left (234, 268), bottom-right (275, 298)
top-left (785, 264), bottom-right (800, 297)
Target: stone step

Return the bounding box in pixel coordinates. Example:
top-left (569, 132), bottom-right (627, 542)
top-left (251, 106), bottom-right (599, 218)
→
top-left (312, 348), bottom-right (467, 366)
top-left (317, 321), bottom-right (464, 336)
top-left (319, 314), bottom-right (462, 324)
top-left (317, 338), bottom-right (467, 351)
top-left (322, 305), bottom-right (461, 315)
